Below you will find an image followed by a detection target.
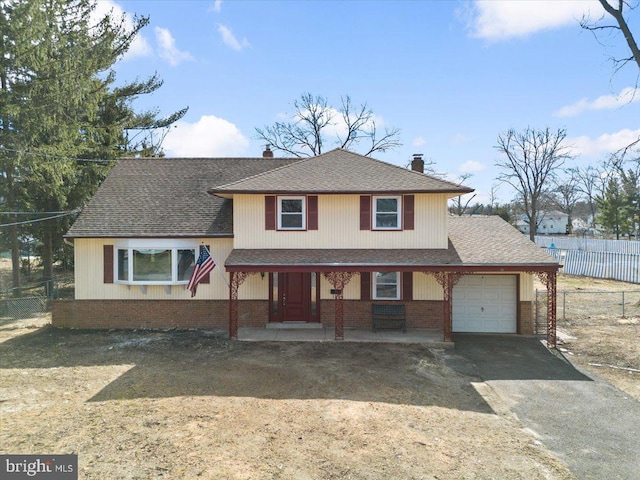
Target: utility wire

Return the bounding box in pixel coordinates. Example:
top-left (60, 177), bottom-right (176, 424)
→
top-left (0, 146), bottom-right (115, 164)
top-left (2, 210), bottom-right (77, 215)
top-left (0, 210), bottom-right (81, 228)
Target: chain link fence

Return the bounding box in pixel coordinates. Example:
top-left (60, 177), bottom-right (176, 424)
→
top-left (535, 289), bottom-right (640, 334)
top-left (1, 277), bottom-right (73, 320)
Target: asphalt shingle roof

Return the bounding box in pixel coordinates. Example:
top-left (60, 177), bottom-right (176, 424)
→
top-left (65, 157), bottom-right (297, 238)
top-left (209, 149), bottom-right (473, 195)
top-left (66, 150), bottom-right (472, 238)
top-left (224, 216), bottom-right (559, 269)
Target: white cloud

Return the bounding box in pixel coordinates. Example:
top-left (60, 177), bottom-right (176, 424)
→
top-left (458, 160), bottom-right (486, 173)
top-left (217, 24), bottom-right (250, 51)
top-left (210, 0), bottom-right (223, 13)
top-left (464, 0), bottom-right (596, 41)
top-left (568, 128), bottom-right (640, 158)
top-left (155, 27), bottom-right (194, 66)
top-left (412, 136), bottom-right (426, 147)
top-left (91, 0), bottom-right (152, 59)
top-left (554, 87), bottom-right (640, 117)
top-left (163, 115), bottom-right (250, 157)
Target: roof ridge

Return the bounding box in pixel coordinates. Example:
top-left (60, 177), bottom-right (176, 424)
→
top-left (210, 156), bottom-right (311, 191)
top-left (342, 149), bottom-right (473, 191)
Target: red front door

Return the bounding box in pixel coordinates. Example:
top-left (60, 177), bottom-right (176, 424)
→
top-left (282, 272), bottom-right (310, 321)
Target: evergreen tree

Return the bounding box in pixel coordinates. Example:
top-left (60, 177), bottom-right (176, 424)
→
top-left (597, 177), bottom-right (627, 239)
top-left (0, 0), bottom-right (187, 290)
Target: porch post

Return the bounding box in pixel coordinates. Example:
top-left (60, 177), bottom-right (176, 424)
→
top-left (228, 271), bottom-right (253, 340)
top-left (547, 271), bottom-right (557, 348)
top-left (322, 272), bottom-right (355, 341)
top-left (529, 270), bottom-right (558, 349)
top-left (429, 271), bottom-right (464, 343)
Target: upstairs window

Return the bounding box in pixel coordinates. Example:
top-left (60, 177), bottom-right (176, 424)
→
top-left (278, 196), bottom-right (306, 230)
top-left (373, 196), bottom-right (401, 230)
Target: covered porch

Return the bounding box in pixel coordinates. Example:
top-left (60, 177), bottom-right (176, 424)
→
top-left (224, 248), bottom-right (560, 348)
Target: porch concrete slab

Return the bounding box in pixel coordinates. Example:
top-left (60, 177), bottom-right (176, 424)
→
top-left (237, 327), bottom-right (451, 346)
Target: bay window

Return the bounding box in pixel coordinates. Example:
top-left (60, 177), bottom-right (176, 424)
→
top-left (115, 240), bottom-right (197, 284)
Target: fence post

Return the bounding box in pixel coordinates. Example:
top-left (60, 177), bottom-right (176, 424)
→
top-left (563, 291), bottom-right (566, 321)
top-left (535, 289), bottom-right (538, 333)
top-left (622, 291), bottom-right (625, 318)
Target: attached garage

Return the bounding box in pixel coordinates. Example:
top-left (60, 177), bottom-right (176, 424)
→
top-left (452, 275), bottom-right (517, 333)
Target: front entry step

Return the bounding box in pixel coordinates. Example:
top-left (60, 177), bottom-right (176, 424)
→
top-left (267, 322), bottom-right (323, 330)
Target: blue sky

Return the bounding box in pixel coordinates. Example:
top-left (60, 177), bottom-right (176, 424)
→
top-left (100, 0), bottom-right (639, 203)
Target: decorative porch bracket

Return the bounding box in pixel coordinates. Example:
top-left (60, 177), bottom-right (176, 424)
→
top-left (528, 270), bottom-right (558, 348)
top-left (425, 271), bottom-right (466, 342)
top-left (229, 271), bottom-right (257, 340)
top-left (322, 272), bottom-right (355, 340)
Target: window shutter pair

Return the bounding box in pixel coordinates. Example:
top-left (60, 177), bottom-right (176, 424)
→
top-left (103, 244), bottom-right (211, 284)
top-left (360, 272), bottom-right (413, 300)
top-left (359, 195), bottom-right (414, 230)
top-left (265, 195), bottom-right (318, 230)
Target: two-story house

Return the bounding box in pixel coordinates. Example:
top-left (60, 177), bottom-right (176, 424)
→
top-left (56, 149), bottom-right (560, 346)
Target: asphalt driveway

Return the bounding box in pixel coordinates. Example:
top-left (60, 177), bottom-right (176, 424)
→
top-left (443, 335), bottom-right (640, 480)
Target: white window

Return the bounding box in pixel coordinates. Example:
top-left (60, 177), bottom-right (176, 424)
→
top-left (115, 239), bottom-right (197, 285)
top-left (278, 196), bottom-right (306, 230)
top-left (373, 272), bottom-right (400, 300)
top-left (373, 196), bottom-right (401, 230)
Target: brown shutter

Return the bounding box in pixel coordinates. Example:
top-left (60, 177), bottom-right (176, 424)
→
top-left (402, 272), bottom-right (413, 301)
top-left (403, 195), bottom-right (414, 230)
top-left (360, 195), bottom-right (371, 230)
top-left (360, 272), bottom-right (371, 300)
top-left (265, 195), bottom-right (276, 230)
top-left (103, 245), bottom-right (114, 283)
top-left (308, 195), bottom-right (318, 230)
top-left (201, 245), bottom-right (211, 283)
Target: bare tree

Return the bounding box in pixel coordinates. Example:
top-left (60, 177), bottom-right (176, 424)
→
top-left (581, 2), bottom-right (640, 153)
top-left (449, 173), bottom-right (478, 216)
top-left (495, 127), bottom-right (574, 241)
top-left (255, 93), bottom-right (401, 157)
top-left (572, 165), bottom-right (603, 229)
top-left (581, 0), bottom-right (640, 74)
top-left (552, 170), bottom-right (582, 234)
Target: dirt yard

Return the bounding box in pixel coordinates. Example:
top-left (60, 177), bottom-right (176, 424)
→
top-left (547, 275), bottom-right (640, 401)
top-left (0, 316), bottom-right (575, 479)
top-left (1, 270), bottom-right (637, 479)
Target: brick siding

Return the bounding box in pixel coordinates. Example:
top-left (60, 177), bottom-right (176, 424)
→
top-left (518, 301), bottom-right (534, 335)
top-left (320, 300), bottom-right (444, 329)
top-left (52, 299), bottom-right (268, 330)
top-left (53, 298), bottom-right (531, 334)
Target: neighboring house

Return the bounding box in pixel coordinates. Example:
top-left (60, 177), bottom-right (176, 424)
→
top-left (55, 149), bottom-right (560, 346)
top-left (516, 211), bottom-right (569, 235)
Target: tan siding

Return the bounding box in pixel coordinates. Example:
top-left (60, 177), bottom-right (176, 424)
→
top-left (234, 194), bottom-right (449, 249)
top-left (74, 238), bottom-right (232, 300)
top-left (519, 273), bottom-right (534, 302)
top-left (414, 273), bottom-right (444, 300)
top-left (320, 274), bottom-right (360, 300)
top-left (239, 273), bottom-right (269, 300)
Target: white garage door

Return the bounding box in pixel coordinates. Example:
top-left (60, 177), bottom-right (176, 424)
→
top-left (452, 275), bottom-right (517, 333)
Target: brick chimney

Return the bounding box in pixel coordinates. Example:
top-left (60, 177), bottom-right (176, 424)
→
top-left (411, 153), bottom-right (424, 173)
top-left (262, 145), bottom-right (274, 158)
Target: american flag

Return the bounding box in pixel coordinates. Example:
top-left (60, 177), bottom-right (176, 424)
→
top-left (187, 245), bottom-right (216, 297)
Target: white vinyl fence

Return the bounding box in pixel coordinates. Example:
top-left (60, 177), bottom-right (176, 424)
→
top-left (536, 236), bottom-right (640, 254)
top-left (541, 247), bottom-right (639, 284)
